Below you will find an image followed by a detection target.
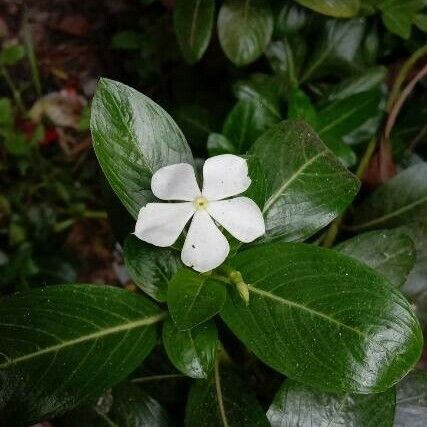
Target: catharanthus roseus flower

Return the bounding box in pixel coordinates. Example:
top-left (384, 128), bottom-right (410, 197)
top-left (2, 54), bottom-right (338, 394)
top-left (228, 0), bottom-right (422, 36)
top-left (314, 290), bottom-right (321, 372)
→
top-left (134, 154), bottom-right (265, 272)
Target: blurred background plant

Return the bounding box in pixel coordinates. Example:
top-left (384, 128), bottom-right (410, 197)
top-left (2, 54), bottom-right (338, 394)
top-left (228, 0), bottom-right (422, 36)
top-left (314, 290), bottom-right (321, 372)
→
top-left (1, 0), bottom-right (427, 425)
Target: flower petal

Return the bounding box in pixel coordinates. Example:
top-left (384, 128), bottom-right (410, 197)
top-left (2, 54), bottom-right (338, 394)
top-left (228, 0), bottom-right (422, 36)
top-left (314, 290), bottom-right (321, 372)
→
top-left (151, 163), bottom-right (201, 201)
top-left (181, 210), bottom-right (230, 273)
top-left (208, 197), bottom-right (265, 243)
top-left (135, 202), bottom-right (194, 247)
top-left (202, 154), bottom-right (251, 200)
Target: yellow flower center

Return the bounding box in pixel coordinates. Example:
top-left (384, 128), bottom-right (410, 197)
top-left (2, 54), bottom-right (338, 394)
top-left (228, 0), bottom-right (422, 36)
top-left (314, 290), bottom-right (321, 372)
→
top-left (194, 196), bottom-right (209, 210)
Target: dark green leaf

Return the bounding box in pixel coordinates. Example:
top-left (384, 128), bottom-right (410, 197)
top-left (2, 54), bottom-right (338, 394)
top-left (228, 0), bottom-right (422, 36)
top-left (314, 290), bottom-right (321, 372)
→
top-left (163, 318), bottom-right (218, 378)
top-left (223, 99), bottom-right (279, 153)
top-left (207, 133), bottom-right (236, 156)
top-left (251, 120), bottom-right (360, 242)
top-left (218, 0), bottom-right (273, 66)
top-left (124, 235), bottom-right (183, 302)
top-left (176, 104), bottom-right (213, 149)
top-left (111, 31), bottom-right (143, 50)
top-left (0, 44), bottom-right (26, 65)
top-left (221, 242), bottom-right (422, 393)
top-left (301, 18), bottom-right (365, 82)
top-left (0, 285), bottom-right (165, 425)
top-left (90, 78), bottom-right (194, 218)
top-left (185, 362), bottom-right (269, 426)
top-left (174, 0), bottom-right (215, 64)
top-left (266, 36), bottom-right (306, 87)
top-left (394, 370), bottom-right (427, 426)
top-left (316, 90), bottom-right (383, 166)
top-left (325, 67), bottom-right (387, 102)
top-left (351, 163), bottom-right (427, 231)
top-left (295, 0), bottom-right (360, 18)
top-left (378, 0), bottom-right (421, 39)
top-left (414, 13), bottom-right (427, 32)
top-left (243, 154), bottom-right (269, 210)
top-left (168, 269), bottom-right (226, 330)
top-left (61, 382), bottom-right (169, 427)
top-left (274, 2), bottom-right (308, 37)
top-left (287, 88), bottom-right (318, 128)
top-left (335, 229), bottom-right (416, 288)
top-left (268, 378), bottom-right (395, 427)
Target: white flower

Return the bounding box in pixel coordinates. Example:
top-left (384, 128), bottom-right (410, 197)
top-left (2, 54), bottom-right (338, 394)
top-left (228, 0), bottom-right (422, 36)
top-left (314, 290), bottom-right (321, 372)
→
top-left (134, 154), bottom-right (265, 273)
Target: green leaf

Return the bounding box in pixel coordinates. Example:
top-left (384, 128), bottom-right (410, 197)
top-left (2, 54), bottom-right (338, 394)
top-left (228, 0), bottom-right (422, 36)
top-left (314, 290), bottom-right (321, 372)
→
top-left (414, 13), bottom-right (427, 32)
top-left (251, 120), bottom-right (360, 242)
top-left (111, 31), bottom-right (143, 50)
top-left (267, 379), bottom-right (395, 427)
top-left (220, 242), bottom-right (423, 393)
top-left (163, 318), bottom-right (218, 378)
top-left (287, 88), bottom-right (318, 128)
top-left (218, 0), bottom-right (273, 66)
top-left (0, 44), bottom-right (26, 65)
top-left (124, 235), bottom-right (183, 302)
top-left (223, 99), bottom-right (279, 153)
top-left (301, 18), bottom-right (365, 82)
top-left (176, 104), bottom-right (213, 149)
top-left (62, 382), bottom-right (169, 427)
top-left (0, 285), bottom-right (165, 424)
top-left (174, 0), bottom-right (215, 64)
top-left (185, 362), bottom-right (269, 426)
top-left (207, 133), bottom-right (236, 156)
top-left (351, 164), bottom-right (427, 231)
top-left (167, 269), bottom-right (226, 330)
top-left (90, 78), bottom-right (194, 218)
top-left (335, 229), bottom-right (416, 288)
top-left (325, 67), bottom-right (387, 102)
top-left (316, 90), bottom-right (382, 166)
top-left (394, 370), bottom-right (427, 426)
top-left (266, 36), bottom-right (306, 87)
top-left (295, 0), bottom-right (360, 18)
top-left (378, 0), bottom-right (422, 39)
top-left (274, 2), bottom-right (308, 37)
top-left (0, 97), bottom-right (12, 126)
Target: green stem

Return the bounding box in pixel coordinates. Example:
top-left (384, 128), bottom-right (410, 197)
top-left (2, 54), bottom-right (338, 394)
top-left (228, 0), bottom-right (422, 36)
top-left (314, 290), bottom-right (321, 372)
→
top-left (387, 43), bottom-right (427, 112)
top-left (1, 65), bottom-right (26, 114)
top-left (22, 7), bottom-right (42, 97)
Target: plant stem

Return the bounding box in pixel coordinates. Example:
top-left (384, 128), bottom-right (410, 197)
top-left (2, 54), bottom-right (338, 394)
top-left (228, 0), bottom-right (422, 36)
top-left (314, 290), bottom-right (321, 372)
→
top-left (387, 43), bottom-right (427, 112)
top-left (131, 374), bottom-right (186, 383)
top-left (22, 7), bottom-right (42, 97)
top-left (1, 65), bottom-right (26, 115)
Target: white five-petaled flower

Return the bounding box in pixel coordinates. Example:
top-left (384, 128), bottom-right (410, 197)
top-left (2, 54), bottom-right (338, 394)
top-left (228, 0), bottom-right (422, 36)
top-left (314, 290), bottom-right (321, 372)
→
top-left (134, 154), bottom-right (265, 273)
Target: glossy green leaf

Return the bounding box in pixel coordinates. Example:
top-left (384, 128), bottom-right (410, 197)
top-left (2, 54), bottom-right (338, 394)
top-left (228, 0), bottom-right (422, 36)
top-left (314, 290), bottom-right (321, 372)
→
top-left (399, 221), bottom-right (427, 326)
top-left (378, 0), bottom-right (421, 39)
top-left (243, 154), bottom-right (269, 210)
top-left (266, 36), bottom-right (306, 87)
top-left (220, 242), bottom-right (423, 393)
top-left (185, 362), bottom-right (269, 426)
top-left (168, 269), bottom-right (226, 330)
top-left (267, 379), bottom-right (395, 427)
top-left (251, 120), bottom-right (360, 242)
top-left (218, 0), bottom-right (273, 66)
top-left (207, 133), bottom-right (236, 156)
top-left (351, 163), bottom-right (427, 231)
top-left (325, 67), bottom-right (387, 102)
top-left (90, 78), bottom-right (193, 218)
top-left (62, 382), bottom-right (169, 427)
top-left (295, 0), bottom-right (360, 18)
top-left (0, 285), bottom-right (165, 425)
top-left (335, 229), bottom-right (416, 288)
top-left (124, 235), bottom-right (183, 302)
top-left (274, 2), bottom-right (308, 37)
top-left (394, 370), bottom-right (427, 426)
top-left (317, 90), bottom-right (382, 166)
top-left (163, 318), bottom-right (218, 378)
top-left (174, 0), bottom-right (215, 64)
top-left (223, 99), bottom-right (279, 153)
top-left (301, 18), bottom-right (365, 82)
top-left (287, 88), bottom-right (318, 128)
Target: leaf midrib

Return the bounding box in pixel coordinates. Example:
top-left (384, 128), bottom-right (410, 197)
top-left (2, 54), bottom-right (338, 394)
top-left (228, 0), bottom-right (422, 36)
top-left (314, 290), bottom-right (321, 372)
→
top-left (0, 311), bottom-right (167, 368)
top-left (262, 150), bottom-right (327, 213)
top-left (352, 195), bottom-right (427, 230)
top-left (247, 285), bottom-right (364, 337)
